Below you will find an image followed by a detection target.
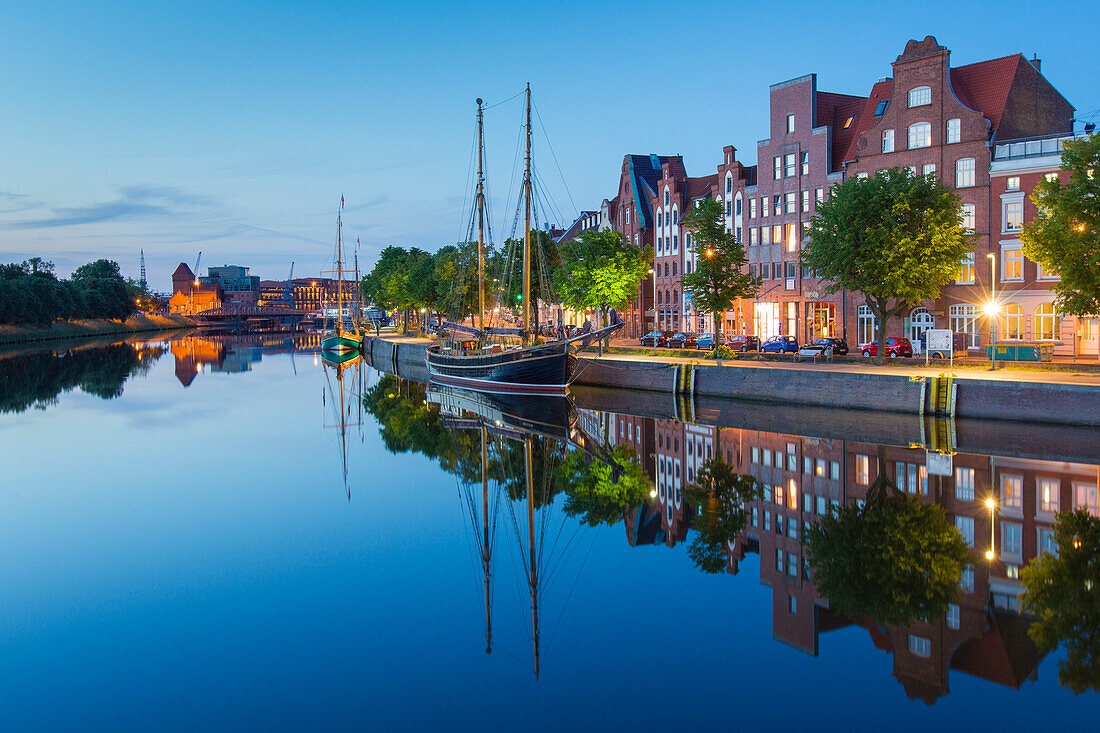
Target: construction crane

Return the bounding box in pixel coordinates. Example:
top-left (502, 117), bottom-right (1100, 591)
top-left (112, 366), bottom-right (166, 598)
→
top-left (193, 251), bottom-right (202, 285)
top-left (284, 261), bottom-right (294, 303)
top-left (139, 249), bottom-right (147, 290)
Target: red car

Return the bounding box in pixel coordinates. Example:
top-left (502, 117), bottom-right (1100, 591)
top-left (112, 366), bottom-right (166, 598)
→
top-left (724, 335), bottom-right (760, 352)
top-left (667, 332), bottom-right (698, 349)
top-left (859, 337), bottom-right (914, 358)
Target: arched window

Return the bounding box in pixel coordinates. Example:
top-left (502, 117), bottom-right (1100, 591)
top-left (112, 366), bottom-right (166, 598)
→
top-left (726, 174), bottom-right (733, 194)
top-left (908, 122), bottom-right (931, 149)
top-left (858, 305), bottom-right (877, 345)
top-left (908, 86), bottom-right (931, 107)
top-left (950, 303), bottom-right (979, 347)
top-left (1036, 303), bottom-right (1062, 341)
top-left (735, 193), bottom-right (742, 216)
top-left (1002, 303), bottom-right (1024, 340)
top-left (956, 158), bottom-right (975, 187)
top-left (657, 210), bottom-right (662, 228)
top-left (664, 187), bottom-right (670, 206)
top-left (673, 289), bottom-right (678, 304)
top-left (909, 307), bottom-right (935, 341)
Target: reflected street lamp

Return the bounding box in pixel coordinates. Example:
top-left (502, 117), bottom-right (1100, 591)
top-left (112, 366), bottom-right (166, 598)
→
top-left (647, 267), bottom-right (657, 356)
top-left (985, 253), bottom-right (998, 371)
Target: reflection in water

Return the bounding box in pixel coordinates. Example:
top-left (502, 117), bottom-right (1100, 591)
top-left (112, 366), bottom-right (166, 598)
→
top-left (364, 372), bottom-right (1100, 701)
top-left (171, 332), bottom-right (324, 386)
top-left (322, 350), bottom-right (364, 500)
top-left (0, 341), bottom-right (166, 413)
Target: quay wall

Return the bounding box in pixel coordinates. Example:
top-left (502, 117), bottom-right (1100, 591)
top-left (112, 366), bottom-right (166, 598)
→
top-left (363, 336), bottom-right (1100, 428)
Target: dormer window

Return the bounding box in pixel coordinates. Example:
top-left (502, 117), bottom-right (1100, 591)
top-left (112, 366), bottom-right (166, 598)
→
top-left (873, 99), bottom-right (889, 117)
top-left (842, 116), bottom-right (854, 129)
top-left (908, 86), bottom-right (932, 107)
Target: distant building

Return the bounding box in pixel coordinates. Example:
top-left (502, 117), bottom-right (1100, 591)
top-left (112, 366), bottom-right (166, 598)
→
top-left (257, 277), bottom-right (359, 314)
top-left (168, 263), bottom-right (221, 315)
top-left (200, 265), bottom-right (260, 293)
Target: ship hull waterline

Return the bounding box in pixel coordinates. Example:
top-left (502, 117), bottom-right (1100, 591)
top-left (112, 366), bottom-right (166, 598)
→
top-left (426, 345), bottom-right (576, 396)
top-left (320, 334), bottom-right (363, 353)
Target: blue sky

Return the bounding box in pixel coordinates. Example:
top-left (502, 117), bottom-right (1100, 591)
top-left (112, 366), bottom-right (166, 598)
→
top-left (1, 0), bottom-right (1097, 289)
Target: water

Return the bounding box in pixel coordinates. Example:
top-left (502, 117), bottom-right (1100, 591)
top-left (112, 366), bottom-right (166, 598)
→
top-left (0, 333), bottom-right (1096, 730)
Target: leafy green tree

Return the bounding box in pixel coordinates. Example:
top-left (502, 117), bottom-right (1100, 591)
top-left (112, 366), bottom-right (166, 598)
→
top-left (805, 449), bottom-right (970, 624)
top-left (494, 230), bottom-right (560, 331)
top-left (801, 167), bottom-right (968, 364)
top-left (1020, 509), bottom-right (1100, 694)
top-left (559, 445), bottom-right (649, 527)
top-left (1020, 133), bottom-right (1100, 318)
top-left (684, 457), bottom-right (761, 573)
top-left (681, 197), bottom-right (756, 342)
top-left (555, 229), bottom-right (651, 342)
top-left (71, 259), bottom-right (124, 282)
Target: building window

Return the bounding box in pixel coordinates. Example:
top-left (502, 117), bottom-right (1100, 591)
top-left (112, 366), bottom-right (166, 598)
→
top-left (908, 86), bottom-right (932, 107)
top-left (815, 187), bottom-right (824, 205)
top-left (923, 162), bottom-right (936, 176)
top-left (957, 252), bottom-right (975, 284)
top-left (961, 203), bottom-right (975, 231)
top-left (735, 196), bottom-right (742, 215)
top-left (1075, 483), bottom-right (1099, 516)
top-left (961, 565), bottom-right (974, 593)
top-left (843, 115), bottom-right (854, 129)
top-left (774, 157), bottom-right (782, 180)
top-left (1037, 477), bottom-right (1060, 514)
top-left (946, 118), bottom-right (961, 144)
top-left (947, 604), bottom-right (960, 629)
top-left (956, 158), bottom-right (975, 188)
top-left (882, 128), bottom-right (895, 153)
top-left (762, 197), bottom-right (769, 218)
top-left (1006, 176), bottom-right (1020, 191)
top-left (801, 190), bottom-right (810, 213)
top-left (1003, 522), bottom-right (1023, 557)
top-left (856, 454), bottom-right (870, 485)
top-left (1035, 303), bottom-right (1061, 341)
top-left (873, 99), bottom-right (889, 117)
top-left (787, 114), bottom-right (795, 134)
top-left (908, 121), bottom-right (931, 149)
top-left (1039, 528), bottom-right (1057, 555)
top-left (1004, 201), bottom-right (1023, 231)
top-left (857, 305), bottom-right (877, 345)
top-left (1002, 246), bottom-right (1023, 280)
top-left (955, 467), bottom-right (975, 501)
top-left (786, 223), bottom-right (799, 251)
top-left (749, 198), bottom-right (757, 218)
top-left (750, 228), bottom-right (758, 246)
top-left (830, 461), bottom-right (840, 480)
top-left (773, 224), bottom-right (783, 245)
top-left (1002, 474), bottom-right (1023, 510)
top-left (762, 227), bottom-right (771, 245)
top-left (784, 154), bottom-right (796, 178)
top-left (908, 635), bottom-right (932, 657)
top-left (785, 192), bottom-right (796, 214)
top-left (789, 595), bottom-right (797, 614)
top-left (800, 152), bottom-right (809, 175)
top-left (1002, 303), bottom-right (1024, 339)
top-left (955, 515), bottom-right (975, 547)
top-left (950, 303), bottom-right (979, 347)
top-left (726, 175), bottom-right (733, 193)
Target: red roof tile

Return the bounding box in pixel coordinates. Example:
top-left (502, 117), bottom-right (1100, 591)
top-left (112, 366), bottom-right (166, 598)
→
top-left (950, 53), bottom-right (1023, 132)
top-left (842, 79), bottom-right (895, 165)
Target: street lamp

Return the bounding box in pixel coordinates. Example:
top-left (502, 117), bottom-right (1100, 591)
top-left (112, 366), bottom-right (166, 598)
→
top-left (985, 496), bottom-right (997, 560)
top-left (647, 267), bottom-right (657, 356)
top-left (985, 253), bottom-right (998, 370)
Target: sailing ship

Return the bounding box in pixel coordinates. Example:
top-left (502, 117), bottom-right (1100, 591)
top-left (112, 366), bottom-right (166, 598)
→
top-left (320, 201), bottom-right (363, 355)
top-left (425, 85), bottom-right (622, 395)
top-left (321, 346), bottom-right (362, 500)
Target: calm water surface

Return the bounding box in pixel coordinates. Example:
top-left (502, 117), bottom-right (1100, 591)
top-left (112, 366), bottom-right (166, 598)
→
top-left (0, 334), bottom-right (1096, 731)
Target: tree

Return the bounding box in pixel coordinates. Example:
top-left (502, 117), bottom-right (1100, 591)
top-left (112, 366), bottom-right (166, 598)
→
top-left (805, 449), bottom-right (970, 625)
top-left (684, 457), bottom-right (761, 573)
top-left (71, 258), bottom-right (123, 282)
top-left (559, 445), bottom-right (649, 527)
top-left (1020, 509), bottom-right (1100, 694)
top-left (554, 229), bottom-right (651, 348)
top-left (1020, 133), bottom-right (1100, 319)
top-left (495, 230), bottom-right (560, 331)
top-left (681, 197), bottom-right (756, 342)
top-left (801, 168), bottom-right (968, 364)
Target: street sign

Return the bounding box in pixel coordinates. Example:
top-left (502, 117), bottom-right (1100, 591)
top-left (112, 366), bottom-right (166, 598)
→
top-left (926, 451), bottom-right (953, 477)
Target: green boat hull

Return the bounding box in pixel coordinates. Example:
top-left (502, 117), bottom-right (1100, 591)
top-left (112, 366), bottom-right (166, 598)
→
top-left (321, 334), bottom-right (362, 353)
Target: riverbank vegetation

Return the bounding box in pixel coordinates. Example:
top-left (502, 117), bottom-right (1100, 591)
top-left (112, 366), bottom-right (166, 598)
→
top-left (0, 258), bottom-right (150, 326)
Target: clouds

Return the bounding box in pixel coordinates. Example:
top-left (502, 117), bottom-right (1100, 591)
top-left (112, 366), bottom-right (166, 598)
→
top-left (6, 185), bottom-right (218, 229)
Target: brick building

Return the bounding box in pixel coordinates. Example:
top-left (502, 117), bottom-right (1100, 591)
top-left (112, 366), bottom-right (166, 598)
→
top-left (841, 37), bottom-right (1075, 350)
top-left (168, 262), bottom-right (221, 316)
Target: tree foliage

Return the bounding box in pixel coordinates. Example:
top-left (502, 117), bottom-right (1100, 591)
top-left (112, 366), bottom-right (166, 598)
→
top-left (805, 465), bottom-right (970, 625)
top-left (559, 444), bottom-right (649, 527)
top-left (1020, 509), bottom-right (1100, 694)
top-left (681, 198), bottom-right (755, 341)
top-left (0, 258), bottom-right (136, 325)
top-left (684, 457), bottom-right (761, 574)
top-left (554, 229), bottom-right (651, 320)
top-left (801, 168), bottom-right (968, 363)
top-left (1020, 133), bottom-right (1100, 317)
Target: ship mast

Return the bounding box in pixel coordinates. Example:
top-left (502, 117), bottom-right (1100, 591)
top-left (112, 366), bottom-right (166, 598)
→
top-left (482, 426), bottom-right (492, 654)
top-left (336, 207), bottom-right (344, 337)
top-left (524, 434), bottom-right (539, 679)
top-left (476, 98), bottom-right (487, 335)
top-left (522, 82), bottom-right (532, 346)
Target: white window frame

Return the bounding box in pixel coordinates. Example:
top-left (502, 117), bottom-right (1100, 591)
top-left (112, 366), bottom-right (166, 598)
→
top-left (882, 128), bottom-right (895, 153)
top-left (1001, 244), bottom-right (1024, 281)
top-left (908, 121), bottom-right (931, 149)
top-left (946, 118), bottom-right (961, 144)
top-left (908, 86), bottom-right (932, 107)
top-left (956, 158), bottom-right (976, 188)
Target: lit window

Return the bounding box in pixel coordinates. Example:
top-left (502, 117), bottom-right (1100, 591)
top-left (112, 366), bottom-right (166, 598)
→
top-left (786, 223), bottom-right (798, 251)
top-left (1037, 477), bottom-right (1060, 514)
top-left (856, 172), bottom-right (870, 179)
top-left (772, 224), bottom-right (783, 244)
top-left (1075, 483), bottom-right (1099, 516)
top-left (882, 128), bottom-right (895, 153)
top-left (1002, 247), bottom-right (1023, 280)
top-left (1004, 201), bottom-right (1023, 231)
top-left (1001, 474), bottom-right (1023, 510)
top-left (1006, 176), bottom-right (1020, 191)
top-left (1044, 172), bottom-right (1059, 183)
top-left (843, 115), bottom-right (854, 129)
top-left (787, 114), bottom-right (795, 134)
top-left (961, 203), bottom-right (975, 231)
top-left (956, 253), bottom-right (975, 284)
top-left (956, 158), bottom-right (975, 188)
top-left (908, 86), bottom-right (932, 107)
top-left (1002, 303), bottom-right (1024, 339)
top-left (946, 118), bottom-right (961, 144)
top-left (908, 121), bottom-right (931, 149)
top-left (1035, 303), bottom-right (1061, 340)
top-left (855, 454), bottom-right (870, 485)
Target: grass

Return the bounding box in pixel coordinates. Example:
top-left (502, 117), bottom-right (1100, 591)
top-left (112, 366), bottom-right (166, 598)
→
top-left (0, 314), bottom-right (195, 345)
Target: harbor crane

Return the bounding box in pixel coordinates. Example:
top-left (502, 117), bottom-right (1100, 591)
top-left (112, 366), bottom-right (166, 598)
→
top-left (284, 262), bottom-right (294, 303)
top-left (193, 251), bottom-right (202, 285)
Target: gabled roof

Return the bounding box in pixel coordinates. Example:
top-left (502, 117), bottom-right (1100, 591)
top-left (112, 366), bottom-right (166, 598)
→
top-left (625, 154), bottom-right (679, 229)
top-left (817, 91), bottom-right (869, 172)
top-left (949, 53), bottom-right (1023, 132)
top-left (841, 79), bottom-right (895, 165)
top-left (172, 262), bottom-right (194, 279)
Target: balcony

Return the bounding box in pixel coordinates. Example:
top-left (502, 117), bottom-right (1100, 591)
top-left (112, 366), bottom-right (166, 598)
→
top-left (992, 134), bottom-right (1079, 162)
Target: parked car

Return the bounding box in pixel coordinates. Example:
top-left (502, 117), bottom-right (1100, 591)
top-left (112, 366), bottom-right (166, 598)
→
top-left (760, 335), bottom-right (799, 353)
top-left (724, 334), bottom-right (760, 352)
top-left (808, 337), bottom-right (848, 355)
top-left (641, 330), bottom-right (674, 347)
top-left (859, 336), bottom-right (914, 358)
top-left (694, 333), bottom-right (717, 350)
top-left (667, 332), bottom-right (698, 349)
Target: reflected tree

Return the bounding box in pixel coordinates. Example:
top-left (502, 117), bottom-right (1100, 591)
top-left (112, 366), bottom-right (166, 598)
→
top-left (685, 457), bottom-right (762, 574)
top-left (559, 445), bottom-right (649, 527)
top-left (805, 449), bottom-right (970, 625)
top-left (1020, 509), bottom-right (1100, 694)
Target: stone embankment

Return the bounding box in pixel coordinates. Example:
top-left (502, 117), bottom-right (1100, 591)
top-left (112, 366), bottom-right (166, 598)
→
top-left (0, 315), bottom-right (195, 346)
top-left (363, 335), bottom-right (1100, 428)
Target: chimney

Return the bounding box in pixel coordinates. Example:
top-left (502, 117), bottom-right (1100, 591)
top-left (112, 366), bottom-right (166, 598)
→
top-left (1030, 54), bottom-right (1041, 72)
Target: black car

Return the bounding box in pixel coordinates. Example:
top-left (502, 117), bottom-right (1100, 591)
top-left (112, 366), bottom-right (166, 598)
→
top-left (810, 337), bottom-right (848, 355)
top-left (640, 330), bottom-right (674, 347)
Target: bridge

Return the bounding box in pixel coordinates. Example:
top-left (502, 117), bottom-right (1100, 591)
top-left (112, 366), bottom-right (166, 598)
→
top-left (192, 304), bottom-right (313, 330)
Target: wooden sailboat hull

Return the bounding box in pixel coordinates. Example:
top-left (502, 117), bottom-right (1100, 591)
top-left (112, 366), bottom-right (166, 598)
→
top-left (320, 333), bottom-right (362, 353)
top-left (426, 343), bottom-right (576, 395)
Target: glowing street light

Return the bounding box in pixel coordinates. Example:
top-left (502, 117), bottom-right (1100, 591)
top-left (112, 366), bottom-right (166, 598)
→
top-left (985, 496), bottom-right (997, 561)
